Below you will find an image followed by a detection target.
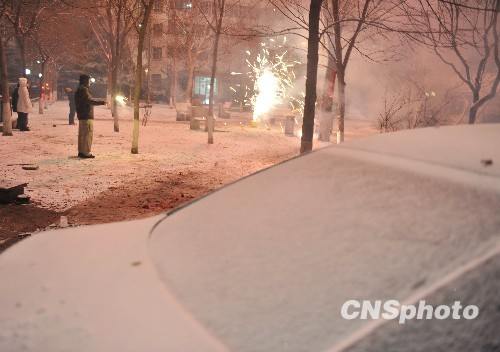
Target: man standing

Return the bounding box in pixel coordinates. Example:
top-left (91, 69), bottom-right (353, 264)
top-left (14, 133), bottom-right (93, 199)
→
top-left (75, 74), bottom-right (105, 158)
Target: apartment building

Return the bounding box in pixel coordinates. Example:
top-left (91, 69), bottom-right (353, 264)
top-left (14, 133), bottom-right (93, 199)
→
top-left (147, 0), bottom-right (266, 105)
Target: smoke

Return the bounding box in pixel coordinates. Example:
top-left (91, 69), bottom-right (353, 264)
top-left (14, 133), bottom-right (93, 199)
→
top-left (343, 47), bottom-right (460, 120)
top-left (267, 1), bottom-right (500, 125)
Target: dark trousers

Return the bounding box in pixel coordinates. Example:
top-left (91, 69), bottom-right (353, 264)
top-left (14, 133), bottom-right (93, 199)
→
top-left (69, 108), bottom-right (76, 125)
top-left (17, 112), bottom-right (29, 131)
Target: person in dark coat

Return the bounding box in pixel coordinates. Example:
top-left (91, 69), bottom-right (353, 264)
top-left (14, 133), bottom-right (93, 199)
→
top-left (65, 87), bottom-right (76, 125)
top-left (11, 83), bottom-right (19, 129)
top-left (74, 74), bottom-right (105, 158)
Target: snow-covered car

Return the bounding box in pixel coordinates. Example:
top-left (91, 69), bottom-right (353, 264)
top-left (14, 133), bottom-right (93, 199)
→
top-left (1, 124), bottom-right (499, 352)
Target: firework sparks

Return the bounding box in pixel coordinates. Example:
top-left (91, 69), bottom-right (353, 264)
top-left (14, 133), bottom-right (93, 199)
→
top-left (228, 38), bottom-right (305, 123)
top-left (253, 69), bottom-right (280, 120)
top-left (246, 42), bottom-right (300, 121)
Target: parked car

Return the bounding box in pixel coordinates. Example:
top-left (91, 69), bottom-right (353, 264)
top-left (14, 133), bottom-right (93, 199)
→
top-left (1, 124), bottom-right (499, 352)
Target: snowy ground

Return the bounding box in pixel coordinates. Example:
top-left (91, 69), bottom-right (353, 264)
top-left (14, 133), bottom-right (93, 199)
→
top-left (1, 102), bottom-right (294, 211)
top-left (1, 101), bottom-right (376, 211)
top-left (0, 101), bottom-right (377, 246)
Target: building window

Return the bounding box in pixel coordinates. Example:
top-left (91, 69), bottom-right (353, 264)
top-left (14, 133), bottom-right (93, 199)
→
top-left (171, 0), bottom-right (193, 10)
top-left (194, 76), bottom-right (217, 104)
top-left (152, 74), bottom-right (162, 90)
top-left (154, 0), bottom-right (163, 11)
top-left (152, 47), bottom-right (162, 60)
top-left (153, 23), bottom-right (163, 37)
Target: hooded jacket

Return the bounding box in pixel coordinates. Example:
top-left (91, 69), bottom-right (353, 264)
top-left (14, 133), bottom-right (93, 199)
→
top-left (16, 78), bottom-right (32, 114)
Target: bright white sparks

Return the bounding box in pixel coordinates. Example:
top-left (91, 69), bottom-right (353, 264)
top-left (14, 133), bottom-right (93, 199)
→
top-left (253, 69), bottom-right (279, 121)
top-left (115, 95), bottom-right (127, 106)
top-left (247, 42), bottom-right (299, 121)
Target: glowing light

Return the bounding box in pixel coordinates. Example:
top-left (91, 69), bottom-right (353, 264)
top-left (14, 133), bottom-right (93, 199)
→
top-left (38, 73), bottom-right (43, 78)
top-left (90, 77), bottom-right (96, 83)
top-left (115, 95), bottom-right (127, 106)
top-left (25, 68), bottom-right (31, 75)
top-left (253, 69), bottom-right (279, 121)
top-left (246, 46), bottom-right (302, 121)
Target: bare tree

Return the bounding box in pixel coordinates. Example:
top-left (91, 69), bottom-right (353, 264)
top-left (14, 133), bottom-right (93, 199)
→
top-left (377, 71), bottom-right (463, 132)
top-left (30, 6), bottom-right (87, 114)
top-left (202, 0), bottom-right (227, 144)
top-left (4, 0), bottom-right (55, 77)
top-left (377, 92), bottom-right (404, 132)
top-left (271, 0), bottom-right (399, 148)
top-left (300, 0), bottom-right (323, 153)
top-left (171, 0), bottom-right (213, 103)
top-left (0, 2), bottom-right (12, 136)
top-left (87, 0), bottom-right (135, 131)
top-left (130, 0), bottom-right (155, 154)
top-left (266, 0), bottom-right (324, 152)
top-left (403, 0), bottom-right (500, 123)
top-left (322, 0), bottom-right (402, 143)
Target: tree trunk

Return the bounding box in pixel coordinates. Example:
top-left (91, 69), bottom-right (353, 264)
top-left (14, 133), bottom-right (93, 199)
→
top-left (207, 37), bottom-right (219, 144)
top-left (336, 70), bottom-right (346, 143)
top-left (0, 36), bottom-right (12, 136)
top-left (468, 91), bottom-right (480, 124)
top-left (146, 25), bottom-right (152, 104)
top-left (208, 1), bottom-right (226, 145)
top-left (318, 56), bottom-right (336, 142)
top-left (300, 0), bottom-right (323, 153)
top-left (16, 37), bottom-right (26, 77)
top-left (107, 64), bottom-right (113, 108)
top-left (111, 1), bottom-right (122, 132)
top-left (131, 0), bottom-right (155, 154)
top-left (53, 69), bottom-right (59, 102)
top-left (169, 7), bottom-right (177, 107)
top-left (170, 54), bottom-right (177, 106)
top-left (39, 61), bottom-right (46, 115)
top-left (469, 105), bottom-right (479, 124)
top-left (185, 52), bottom-right (195, 103)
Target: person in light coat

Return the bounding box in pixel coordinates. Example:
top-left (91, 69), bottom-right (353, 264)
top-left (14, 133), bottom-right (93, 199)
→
top-left (14, 77), bottom-right (32, 131)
